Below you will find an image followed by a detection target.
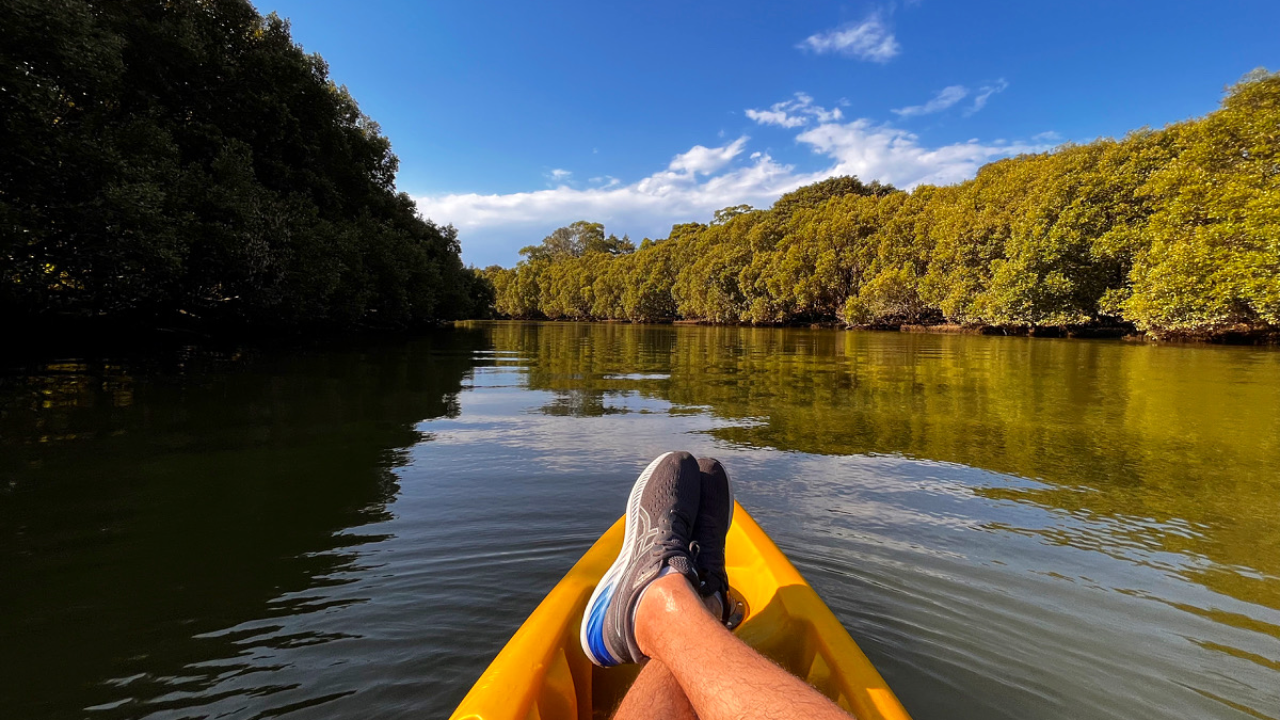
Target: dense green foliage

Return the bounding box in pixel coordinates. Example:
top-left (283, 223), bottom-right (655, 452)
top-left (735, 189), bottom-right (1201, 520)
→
top-left (1, 0), bottom-right (486, 331)
top-left (485, 72), bottom-right (1280, 338)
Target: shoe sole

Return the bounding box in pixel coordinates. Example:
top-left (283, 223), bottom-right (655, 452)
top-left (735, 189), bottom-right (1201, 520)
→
top-left (579, 451), bottom-right (672, 667)
top-left (725, 472), bottom-right (735, 542)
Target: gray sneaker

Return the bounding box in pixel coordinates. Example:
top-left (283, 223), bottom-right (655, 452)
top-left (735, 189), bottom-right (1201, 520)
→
top-left (693, 457), bottom-right (734, 619)
top-left (580, 451), bottom-right (701, 666)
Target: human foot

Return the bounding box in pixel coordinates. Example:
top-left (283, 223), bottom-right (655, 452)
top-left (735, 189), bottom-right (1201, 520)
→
top-left (580, 451), bottom-right (702, 666)
top-left (693, 457), bottom-right (734, 623)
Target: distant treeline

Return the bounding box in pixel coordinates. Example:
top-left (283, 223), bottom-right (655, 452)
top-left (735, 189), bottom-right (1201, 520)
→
top-left (483, 72), bottom-right (1279, 339)
top-left (1, 0), bottom-right (489, 333)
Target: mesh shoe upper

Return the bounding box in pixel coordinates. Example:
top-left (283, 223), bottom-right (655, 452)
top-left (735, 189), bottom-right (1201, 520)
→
top-left (583, 451), bottom-right (701, 666)
top-left (693, 457), bottom-right (734, 610)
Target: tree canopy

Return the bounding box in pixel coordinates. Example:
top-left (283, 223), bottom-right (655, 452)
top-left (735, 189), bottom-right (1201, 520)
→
top-left (483, 71), bottom-right (1280, 339)
top-left (518, 221), bottom-right (634, 262)
top-left (1, 0), bottom-right (488, 332)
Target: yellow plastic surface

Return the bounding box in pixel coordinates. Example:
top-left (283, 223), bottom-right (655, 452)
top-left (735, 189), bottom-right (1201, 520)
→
top-left (449, 503), bottom-right (912, 720)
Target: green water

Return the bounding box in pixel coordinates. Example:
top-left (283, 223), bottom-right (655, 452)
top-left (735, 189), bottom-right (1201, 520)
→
top-left (2, 322), bottom-right (1278, 719)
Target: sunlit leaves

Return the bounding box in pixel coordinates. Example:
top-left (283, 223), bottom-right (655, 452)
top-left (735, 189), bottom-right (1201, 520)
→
top-left (492, 75), bottom-right (1280, 338)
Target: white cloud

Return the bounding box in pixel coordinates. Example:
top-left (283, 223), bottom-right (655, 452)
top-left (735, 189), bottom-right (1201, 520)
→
top-left (746, 92), bottom-right (844, 128)
top-left (745, 108), bottom-right (809, 129)
top-left (893, 85), bottom-right (969, 117)
top-left (893, 80), bottom-right (1009, 118)
top-left (419, 138), bottom-right (798, 263)
top-left (1032, 130), bottom-right (1063, 143)
top-left (795, 118), bottom-right (1045, 189)
top-left (966, 79), bottom-right (1009, 115)
top-left (665, 137), bottom-right (748, 175)
top-left (545, 168), bottom-right (573, 185)
top-left (417, 96), bottom-right (1049, 266)
top-left (798, 13), bottom-right (900, 63)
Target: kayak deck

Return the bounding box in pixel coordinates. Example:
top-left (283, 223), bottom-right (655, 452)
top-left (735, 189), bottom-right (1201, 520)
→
top-left (449, 502), bottom-right (911, 720)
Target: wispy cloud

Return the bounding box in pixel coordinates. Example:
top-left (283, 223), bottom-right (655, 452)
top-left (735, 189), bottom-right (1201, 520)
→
top-left (893, 79), bottom-right (1009, 118)
top-left (417, 142), bottom-right (800, 264)
top-left (966, 79), bottom-right (1009, 115)
top-left (665, 137), bottom-right (749, 175)
top-left (545, 168), bottom-right (573, 185)
top-left (419, 95), bottom-right (1049, 265)
top-left (892, 85), bottom-right (969, 117)
top-left (746, 93), bottom-right (844, 128)
top-left (798, 13), bottom-right (900, 63)
top-left (796, 118), bottom-right (1044, 188)
top-left (1032, 130), bottom-right (1062, 143)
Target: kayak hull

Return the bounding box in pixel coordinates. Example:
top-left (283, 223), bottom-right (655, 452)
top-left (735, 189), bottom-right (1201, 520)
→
top-left (449, 503), bottom-right (911, 720)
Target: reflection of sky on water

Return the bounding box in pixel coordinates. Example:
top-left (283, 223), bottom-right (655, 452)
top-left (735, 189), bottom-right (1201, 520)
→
top-left (422, 358), bottom-right (1280, 720)
top-left (459, 331), bottom-right (1280, 719)
top-left (743, 452), bottom-right (1280, 720)
top-left (6, 326), bottom-right (1278, 720)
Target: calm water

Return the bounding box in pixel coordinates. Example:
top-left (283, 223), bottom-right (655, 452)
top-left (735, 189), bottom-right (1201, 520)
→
top-left (2, 322), bottom-right (1279, 720)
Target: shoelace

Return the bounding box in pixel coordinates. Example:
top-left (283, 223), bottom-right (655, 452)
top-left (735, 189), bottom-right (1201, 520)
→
top-left (655, 510), bottom-right (695, 561)
top-left (658, 535), bottom-right (690, 556)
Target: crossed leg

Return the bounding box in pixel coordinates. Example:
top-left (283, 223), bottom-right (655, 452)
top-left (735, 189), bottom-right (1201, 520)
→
top-left (614, 661), bottom-right (696, 720)
top-left (614, 592), bottom-right (726, 720)
top-left (613, 573), bottom-right (854, 720)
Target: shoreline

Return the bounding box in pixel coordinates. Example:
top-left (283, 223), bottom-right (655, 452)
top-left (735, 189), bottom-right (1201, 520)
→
top-left (1, 315), bottom-right (469, 365)
top-left (9, 314), bottom-right (1278, 355)
top-left (484, 317), bottom-right (1280, 345)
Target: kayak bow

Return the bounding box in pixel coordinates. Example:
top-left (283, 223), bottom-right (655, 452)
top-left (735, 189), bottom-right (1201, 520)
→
top-left (449, 502), bottom-right (911, 720)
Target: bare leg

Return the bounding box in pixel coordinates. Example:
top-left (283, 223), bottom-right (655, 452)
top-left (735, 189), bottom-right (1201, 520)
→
top-left (635, 573), bottom-right (854, 720)
top-left (614, 592), bottom-right (729, 719)
top-left (613, 661), bottom-right (696, 720)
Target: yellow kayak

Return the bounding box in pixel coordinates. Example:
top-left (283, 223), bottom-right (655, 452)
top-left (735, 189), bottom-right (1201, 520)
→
top-left (449, 502), bottom-right (912, 720)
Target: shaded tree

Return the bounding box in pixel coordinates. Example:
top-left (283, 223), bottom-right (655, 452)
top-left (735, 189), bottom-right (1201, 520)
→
top-left (1, 0), bottom-right (475, 333)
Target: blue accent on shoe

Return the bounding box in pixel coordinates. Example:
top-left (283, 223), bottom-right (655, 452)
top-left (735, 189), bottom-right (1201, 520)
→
top-left (586, 581), bottom-right (619, 667)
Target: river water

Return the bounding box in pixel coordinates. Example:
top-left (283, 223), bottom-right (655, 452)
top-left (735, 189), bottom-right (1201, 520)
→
top-left (2, 322), bottom-right (1278, 720)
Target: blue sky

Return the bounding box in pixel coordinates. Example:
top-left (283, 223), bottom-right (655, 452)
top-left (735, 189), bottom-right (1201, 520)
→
top-left (253, 1), bottom-right (1279, 267)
